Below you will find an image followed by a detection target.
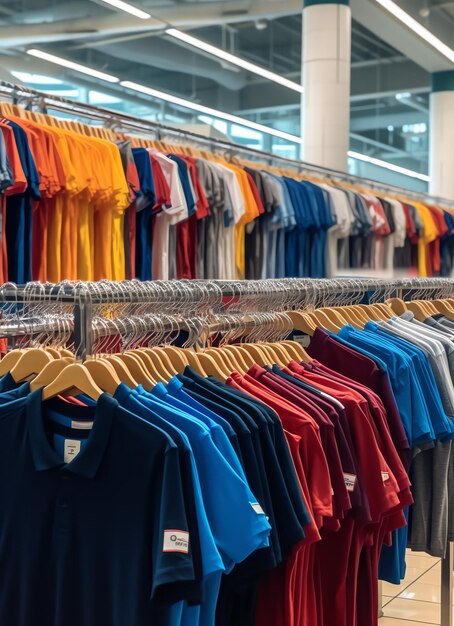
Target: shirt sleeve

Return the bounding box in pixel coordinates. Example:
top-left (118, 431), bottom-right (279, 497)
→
top-left (151, 445), bottom-right (201, 604)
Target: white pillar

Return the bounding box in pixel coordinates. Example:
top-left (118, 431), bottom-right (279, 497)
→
top-left (302, 0), bottom-right (351, 172)
top-left (429, 71), bottom-right (454, 201)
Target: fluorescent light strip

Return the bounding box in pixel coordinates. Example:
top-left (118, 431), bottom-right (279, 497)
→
top-left (97, 0), bottom-right (151, 19)
top-left (375, 0), bottom-right (454, 63)
top-left (348, 150), bottom-right (429, 182)
top-left (27, 49), bottom-right (120, 83)
top-left (120, 80), bottom-right (303, 143)
top-left (25, 51), bottom-right (428, 182)
top-left (166, 28), bottom-right (303, 94)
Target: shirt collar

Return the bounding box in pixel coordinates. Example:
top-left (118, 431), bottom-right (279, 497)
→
top-left (26, 389), bottom-right (117, 478)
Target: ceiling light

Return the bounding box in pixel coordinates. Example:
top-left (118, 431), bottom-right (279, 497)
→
top-left (348, 150), bottom-right (430, 182)
top-left (375, 0), bottom-right (454, 63)
top-left (97, 0), bottom-right (151, 19)
top-left (165, 28), bottom-right (303, 94)
top-left (10, 71), bottom-right (63, 85)
top-left (120, 80), bottom-right (303, 143)
top-left (27, 49), bottom-right (120, 83)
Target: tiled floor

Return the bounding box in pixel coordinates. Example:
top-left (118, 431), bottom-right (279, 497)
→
top-left (380, 551), bottom-right (445, 625)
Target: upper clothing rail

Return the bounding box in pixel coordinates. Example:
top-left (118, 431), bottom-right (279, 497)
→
top-left (0, 80), bottom-right (449, 206)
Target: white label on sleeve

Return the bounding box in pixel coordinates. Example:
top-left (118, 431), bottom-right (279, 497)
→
top-left (250, 502), bottom-right (265, 515)
top-left (71, 420), bottom-right (93, 430)
top-left (64, 439), bottom-right (81, 464)
top-left (344, 473), bottom-right (357, 492)
top-left (381, 471), bottom-right (390, 483)
top-left (163, 530), bottom-right (189, 554)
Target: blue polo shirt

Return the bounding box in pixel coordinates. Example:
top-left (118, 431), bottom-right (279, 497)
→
top-left (337, 325), bottom-right (434, 446)
top-left (0, 389), bottom-right (204, 626)
top-left (132, 148), bottom-right (155, 280)
top-left (3, 119), bottom-right (40, 283)
top-left (120, 383), bottom-right (270, 626)
top-left (157, 378), bottom-right (245, 480)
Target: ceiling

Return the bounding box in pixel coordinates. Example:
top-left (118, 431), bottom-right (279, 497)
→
top-left (0, 0), bottom-right (451, 177)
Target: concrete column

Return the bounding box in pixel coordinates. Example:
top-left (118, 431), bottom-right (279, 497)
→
top-left (302, 0), bottom-right (351, 172)
top-left (429, 71), bottom-right (454, 200)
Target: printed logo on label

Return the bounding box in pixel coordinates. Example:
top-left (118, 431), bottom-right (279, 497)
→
top-left (163, 530), bottom-right (190, 554)
top-left (64, 439), bottom-right (81, 464)
top-left (344, 473), bottom-right (357, 492)
top-left (381, 471), bottom-right (390, 483)
top-left (250, 502), bottom-right (265, 515)
top-left (71, 420), bottom-right (93, 430)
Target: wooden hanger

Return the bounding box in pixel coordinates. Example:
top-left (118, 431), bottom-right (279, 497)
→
top-left (41, 363), bottom-right (103, 401)
top-left (308, 309), bottom-right (343, 332)
top-left (45, 347), bottom-right (62, 359)
top-left (182, 348), bottom-right (208, 376)
top-left (223, 344), bottom-right (255, 370)
top-left (386, 297), bottom-right (408, 315)
top-left (262, 342), bottom-right (288, 366)
top-left (287, 311), bottom-right (317, 336)
top-left (281, 340), bottom-right (312, 363)
top-left (405, 300), bottom-right (431, 321)
top-left (205, 347), bottom-right (237, 374)
top-left (215, 345), bottom-right (248, 374)
top-left (10, 349), bottom-right (54, 383)
top-left (104, 355), bottom-right (139, 388)
top-left (30, 357), bottom-right (73, 391)
top-left (431, 299), bottom-right (454, 319)
top-left (131, 349), bottom-right (173, 382)
top-left (195, 350), bottom-right (231, 380)
top-left (148, 347), bottom-right (182, 376)
top-left (238, 342), bottom-right (270, 366)
top-left (320, 306), bottom-right (349, 327)
top-left (83, 359), bottom-right (122, 395)
top-left (152, 346), bottom-right (188, 372)
top-left (0, 349), bottom-right (25, 375)
top-left (115, 353), bottom-right (156, 390)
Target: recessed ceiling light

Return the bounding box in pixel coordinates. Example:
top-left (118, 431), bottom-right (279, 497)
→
top-left (375, 0), bottom-right (454, 63)
top-left (120, 79), bottom-right (303, 142)
top-left (26, 49), bottom-right (120, 83)
top-left (166, 28), bottom-right (303, 93)
top-left (97, 0), bottom-right (151, 19)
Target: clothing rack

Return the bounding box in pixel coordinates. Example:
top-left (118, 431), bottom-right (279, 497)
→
top-left (0, 80), bottom-right (452, 207)
top-left (1, 276), bottom-right (453, 626)
top-left (0, 277), bottom-right (453, 357)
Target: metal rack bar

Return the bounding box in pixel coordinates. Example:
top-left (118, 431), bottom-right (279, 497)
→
top-left (0, 80), bottom-right (451, 206)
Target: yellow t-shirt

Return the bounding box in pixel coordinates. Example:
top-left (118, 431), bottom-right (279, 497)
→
top-left (413, 202), bottom-right (438, 277)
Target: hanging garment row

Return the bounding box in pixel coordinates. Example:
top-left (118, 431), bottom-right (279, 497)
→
top-left (0, 279), bottom-right (453, 626)
top-left (0, 94), bottom-right (452, 284)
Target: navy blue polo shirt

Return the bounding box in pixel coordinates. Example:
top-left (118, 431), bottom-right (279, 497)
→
top-left (0, 389), bottom-right (201, 626)
top-left (132, 148), bottom-right (155, 280)
top-left (3, 119), bottom-right (40, 283)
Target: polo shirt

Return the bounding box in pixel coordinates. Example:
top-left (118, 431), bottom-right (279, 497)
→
top-left (0, 389), bottom-right (202, 626)
top-left (3, 119), bottom-right (40, 283)
top-left (195, 373), bottom-right (310, 553)
top-left (136, 382), bottom-right (271, 626)
top-left (175, 372), bottom-right (281, 571)
top-left (337, 325), bottom-right (434, 446)
top-left (132, 385), bottom-right (271, 570)
top-left (285, 361), bottom-right (403, 524)
top-left (228, 370), bottom-right (332, 528)
top-left (306, 328), bottom-right (413, 458)
top-left (132, 148), bottom-right (155, 280)
top-left (270, 365), bottom-right (364, 514)
top-left (249, 364), bottom-right (349, 523)
top-left (164, 377), bottom-right (243, 478)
